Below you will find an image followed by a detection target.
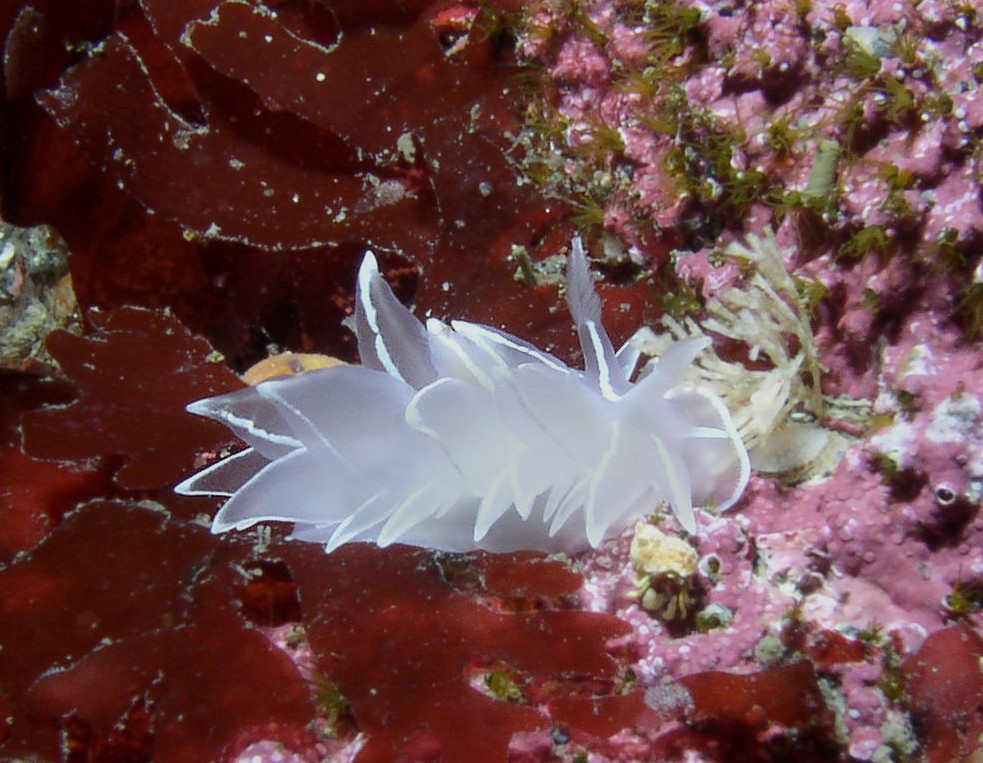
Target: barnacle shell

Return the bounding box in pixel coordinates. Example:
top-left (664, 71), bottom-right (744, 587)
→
top-left (177, 239), bottom-right (750, 553)
top-left (630, 524), bottom-right (699, 579)
top-left (750, 421), bottom-right (852, 484)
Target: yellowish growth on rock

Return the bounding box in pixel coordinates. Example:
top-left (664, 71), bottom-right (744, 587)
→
top-left (242, 352), bottom-right (347, 386)
top-left (630, 229), bottom-right (870, 483)
top-left (630, 230), bottom-right (827, 451)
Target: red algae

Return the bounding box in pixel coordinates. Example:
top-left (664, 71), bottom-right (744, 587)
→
top-left (38, 33), bottom-right (411, 253)
top-left (472, 550), bottom-right (583, 599)
top-left (0, 371), bottom-right (104, 562)
top-left (279, 543), bottom-right (635, 762)
top-left (26, 624), bottom-right (315, 763)
top-left (901, 625), bottom-right (983, 763)
top-left (2, 505), bottom-right (315, 763)
top-left (0, 487), bottom-right (648, 762)
top-left (1, 0), bottom-right (589, 370)
top-left (0, 501), bottom-right (223, 758)
top-left (20, 307), bottom-right (242, 491)
top-left (680, 662), bottom-right (834, 733)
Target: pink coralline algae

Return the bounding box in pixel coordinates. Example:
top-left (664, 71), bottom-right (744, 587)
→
top-left (516, 0), bottom-right (983, 760)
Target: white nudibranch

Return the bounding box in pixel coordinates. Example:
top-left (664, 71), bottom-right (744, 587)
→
top-left (176, 239), bottom-right (750, 553)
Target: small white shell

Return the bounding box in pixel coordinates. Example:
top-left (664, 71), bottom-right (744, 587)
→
top-left (176, 239), bottom-right (750, 553)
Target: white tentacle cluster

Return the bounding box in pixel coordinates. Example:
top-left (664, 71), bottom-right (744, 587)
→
top-left (177, 239), bottom-right (750, 553)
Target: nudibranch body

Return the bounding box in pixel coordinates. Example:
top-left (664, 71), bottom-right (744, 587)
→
top-left (177, 239), bottom-right (749, 553)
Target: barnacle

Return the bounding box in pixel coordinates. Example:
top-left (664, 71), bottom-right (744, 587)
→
top-left (629, 523), bottom-right (700, 620)
top-left (178, 239), bottom-right (749, 553)
top-left (694, 602), bottom-right (734, 632)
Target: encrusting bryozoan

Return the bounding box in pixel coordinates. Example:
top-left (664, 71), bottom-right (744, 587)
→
top-left (176, 239), bottom-right (750, 553)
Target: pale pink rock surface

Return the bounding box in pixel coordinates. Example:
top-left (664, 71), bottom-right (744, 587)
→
top-left (518, 0), bottom-right (983, 759)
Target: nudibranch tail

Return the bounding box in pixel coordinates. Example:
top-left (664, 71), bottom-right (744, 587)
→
top-left (177, 239), bottom-right (750, 553)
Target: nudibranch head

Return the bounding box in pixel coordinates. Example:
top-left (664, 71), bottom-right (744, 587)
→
top-left (177, 239), bottom-right (750, 553)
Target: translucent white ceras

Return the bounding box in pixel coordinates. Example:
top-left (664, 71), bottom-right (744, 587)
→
top-left (177, 239), bottom-right (750, 553)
